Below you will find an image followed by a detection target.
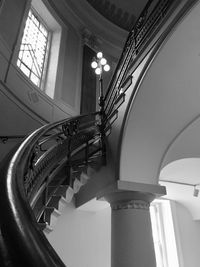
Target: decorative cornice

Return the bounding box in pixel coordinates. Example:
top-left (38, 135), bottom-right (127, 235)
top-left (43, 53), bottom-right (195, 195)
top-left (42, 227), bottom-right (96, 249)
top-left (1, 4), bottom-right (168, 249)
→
top-left (80, 28), bottom-right (100, 50)
top-left (47, 0), bottom-right (126, 59)
top-left (111, 199), bottom-right (150, 210)
top-left (86, 0), bottom-right (136, 31)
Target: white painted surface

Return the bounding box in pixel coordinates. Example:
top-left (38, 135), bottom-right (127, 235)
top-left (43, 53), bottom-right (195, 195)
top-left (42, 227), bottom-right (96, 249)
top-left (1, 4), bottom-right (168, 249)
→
top-left (161, 158), bottom-right (200, 185)
top-left (46, 202), bottom-right (111, 267)
top-left (120, 1), bottom-right (200, 184)
top-left (46, 199), bottom-right (200, 267)
top-left (159, 158), bottom-right (200, 220)
top-left (172, 201), bottom-right (200, 267)
top-left (161, 116), bottom-right (200, 168)
top-left (160, 182), bottom-right (200, 221)
top-left (77, 198), bottom-right (109, 212)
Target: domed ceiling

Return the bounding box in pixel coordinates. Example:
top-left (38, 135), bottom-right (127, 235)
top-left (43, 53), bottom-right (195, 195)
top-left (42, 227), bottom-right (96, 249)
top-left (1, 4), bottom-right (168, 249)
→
top-left (86, 0), bottom-right (149, 31)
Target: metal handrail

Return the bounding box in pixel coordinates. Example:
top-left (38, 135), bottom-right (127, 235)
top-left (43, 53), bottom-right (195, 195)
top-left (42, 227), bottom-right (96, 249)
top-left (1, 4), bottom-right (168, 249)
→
top-left (0, 112), bottom-right (102, 266)
top-left (104, 0), bottom-right (175, 118)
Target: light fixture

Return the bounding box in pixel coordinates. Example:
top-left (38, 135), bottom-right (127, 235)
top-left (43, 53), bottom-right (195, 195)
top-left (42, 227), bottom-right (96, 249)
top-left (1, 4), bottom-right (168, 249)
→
top-left (91, 61), bottom-right (98, 69)
top-left (103, 64), bottom-right (110, 72)
top-left (100, 58), bottom-right (107, 65)
top-left (97, 51), bottom-right (103, 59)
top-left (91, 51), bottom-right (110, 114)
top-left (95, 67), bottom-right (101, 75)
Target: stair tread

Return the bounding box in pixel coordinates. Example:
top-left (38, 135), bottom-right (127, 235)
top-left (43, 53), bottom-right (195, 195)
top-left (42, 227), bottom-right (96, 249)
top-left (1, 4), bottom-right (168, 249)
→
top-left (38, 222), bottom-right (53, 233)
top-left (45, 207), bottom-right (61, 216)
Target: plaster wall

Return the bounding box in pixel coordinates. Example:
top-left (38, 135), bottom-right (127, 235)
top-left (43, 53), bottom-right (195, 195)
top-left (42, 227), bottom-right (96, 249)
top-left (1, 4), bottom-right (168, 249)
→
top-left (120, 1), bottom-right (200, 185)
top-left (47, 203), bottom-right (111, 267)
top-left (0, 0), bottom-right (83, 129)
top-left (47, 200), bottom-right (200, 267)
top-left (172, 202), bottom-right (200, 267)
top-left (0, 0), bottom-right (86, 162)
top-left (0, 81), bottom-right (43, 161)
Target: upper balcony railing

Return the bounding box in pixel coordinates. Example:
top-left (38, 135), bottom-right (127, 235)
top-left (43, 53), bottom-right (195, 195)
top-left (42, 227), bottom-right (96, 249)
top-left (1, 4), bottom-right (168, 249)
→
top-left (104, 0), bottom-right (176, 119)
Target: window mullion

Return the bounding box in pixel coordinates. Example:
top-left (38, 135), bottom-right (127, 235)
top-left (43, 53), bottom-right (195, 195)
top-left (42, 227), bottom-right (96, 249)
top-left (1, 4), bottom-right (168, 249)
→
top-left (17, 8), bottom-right (50, 88)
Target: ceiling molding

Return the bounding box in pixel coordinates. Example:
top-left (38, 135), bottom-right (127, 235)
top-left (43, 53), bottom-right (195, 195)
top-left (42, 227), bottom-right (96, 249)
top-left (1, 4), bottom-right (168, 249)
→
top-left (59, 0), bottom-right (127, 59)
top-left (86, 0), bottom-right (136, 31)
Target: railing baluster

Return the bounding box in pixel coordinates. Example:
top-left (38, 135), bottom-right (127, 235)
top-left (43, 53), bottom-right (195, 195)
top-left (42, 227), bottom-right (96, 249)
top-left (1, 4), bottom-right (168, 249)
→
top-left (104, 0), bottom-right (176, 118)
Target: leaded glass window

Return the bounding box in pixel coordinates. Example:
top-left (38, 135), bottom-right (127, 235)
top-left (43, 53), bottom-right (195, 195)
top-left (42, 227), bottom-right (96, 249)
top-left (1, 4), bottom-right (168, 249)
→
top-left (17, 9), bottom-right (50, 88)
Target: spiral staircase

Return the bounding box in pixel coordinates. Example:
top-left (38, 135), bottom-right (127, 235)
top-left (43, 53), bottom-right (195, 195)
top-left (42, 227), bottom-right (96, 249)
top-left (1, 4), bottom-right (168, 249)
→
top-left (0, 0), bottom-right (199, 266)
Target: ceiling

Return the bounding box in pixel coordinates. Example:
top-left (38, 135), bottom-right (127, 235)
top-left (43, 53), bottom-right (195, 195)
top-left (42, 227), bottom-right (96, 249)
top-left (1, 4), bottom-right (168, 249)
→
top-left (86, 0), bottom-right (149, 31)
top-left (160, 159), bottom-right (200, 185)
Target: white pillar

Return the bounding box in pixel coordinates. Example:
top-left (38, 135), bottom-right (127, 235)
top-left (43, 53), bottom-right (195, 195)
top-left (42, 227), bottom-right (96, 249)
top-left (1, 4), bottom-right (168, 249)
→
top-left (105, 191), bottom-right (156, 267)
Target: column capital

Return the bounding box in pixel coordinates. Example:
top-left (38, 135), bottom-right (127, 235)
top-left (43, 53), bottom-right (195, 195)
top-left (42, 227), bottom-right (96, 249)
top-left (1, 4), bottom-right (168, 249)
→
top-left (104, 190), bottom-right (154, 210)
top-left (112, 199), bottom-right (150, 211)
top-left (97, 180), bottom-right (166, 210)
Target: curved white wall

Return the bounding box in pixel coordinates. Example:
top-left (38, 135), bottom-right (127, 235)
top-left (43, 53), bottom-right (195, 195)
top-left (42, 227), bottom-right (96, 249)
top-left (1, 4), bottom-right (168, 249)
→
top-left (120, 1), bottom-right (200, 184)
top-left (161, 116), bottom-right (200, 168)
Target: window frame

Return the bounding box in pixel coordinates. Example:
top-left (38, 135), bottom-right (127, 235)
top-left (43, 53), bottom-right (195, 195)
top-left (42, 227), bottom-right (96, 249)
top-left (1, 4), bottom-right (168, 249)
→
top-left (17, 7), bottom-right (51, 89)
top-left (13, 0), bottom-right (62, 100)
top-left (150, 199), bottom-right (180, 267)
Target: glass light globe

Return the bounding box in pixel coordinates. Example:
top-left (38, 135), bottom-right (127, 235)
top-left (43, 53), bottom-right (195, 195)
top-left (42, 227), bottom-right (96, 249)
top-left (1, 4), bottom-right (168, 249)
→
top-left (97, 52), bottom-right (103, 59)
top-left (100, 58), bottom-right (107, 65)
top-left (95, 67), bottom-right (101, 75)
top-left (91, 61), bottom-right (98, 69)
top-left (104, 64), bottom-right (110, 72)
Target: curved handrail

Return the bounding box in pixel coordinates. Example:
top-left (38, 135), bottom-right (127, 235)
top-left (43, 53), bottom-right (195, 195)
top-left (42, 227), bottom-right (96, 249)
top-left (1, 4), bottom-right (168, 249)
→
top-left (0, 112), bottom-right (101, 266)
top-left (104, 0), bottom-right (177, 119)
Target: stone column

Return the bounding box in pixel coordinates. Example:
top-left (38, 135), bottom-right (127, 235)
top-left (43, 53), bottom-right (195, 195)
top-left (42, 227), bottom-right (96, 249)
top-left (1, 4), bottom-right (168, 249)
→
top-left (105, 191), bottom-right (156, 267)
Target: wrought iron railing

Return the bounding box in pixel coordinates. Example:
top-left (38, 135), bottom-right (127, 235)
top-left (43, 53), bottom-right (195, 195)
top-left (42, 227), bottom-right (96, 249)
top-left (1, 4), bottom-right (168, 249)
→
top-left (104, 0), bottom-right (175, 120)
top-left (0, 112), bottom-right (103, 266)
